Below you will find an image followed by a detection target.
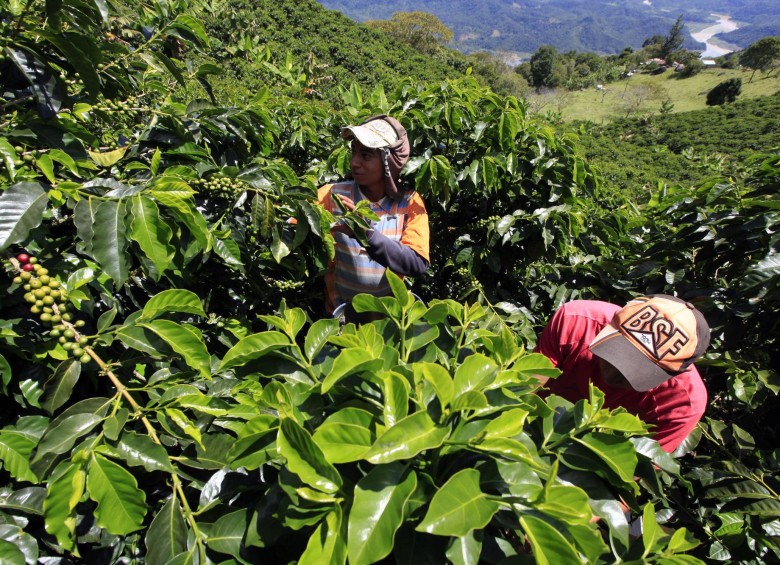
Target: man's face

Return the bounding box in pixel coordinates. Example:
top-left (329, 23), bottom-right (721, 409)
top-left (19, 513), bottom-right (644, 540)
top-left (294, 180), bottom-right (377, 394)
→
top-left (599, 358), bottom-right (633, 389)
top-left (349, 141), bottom-right (384, 188)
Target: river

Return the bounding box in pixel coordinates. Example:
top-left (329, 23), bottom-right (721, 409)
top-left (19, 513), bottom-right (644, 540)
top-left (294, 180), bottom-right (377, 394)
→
top-left (690, 14), bottom-right (740, 58)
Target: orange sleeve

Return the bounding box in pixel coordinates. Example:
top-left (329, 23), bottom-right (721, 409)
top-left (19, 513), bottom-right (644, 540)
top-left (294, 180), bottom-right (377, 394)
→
top-left (401, 192), bottom-right (430, 263)
top-left (317, 184), bottom-right (334, 210)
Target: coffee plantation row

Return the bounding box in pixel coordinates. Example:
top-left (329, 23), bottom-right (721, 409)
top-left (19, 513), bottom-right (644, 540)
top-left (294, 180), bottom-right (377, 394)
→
top-left (0, 0), bottom-right (777, 562)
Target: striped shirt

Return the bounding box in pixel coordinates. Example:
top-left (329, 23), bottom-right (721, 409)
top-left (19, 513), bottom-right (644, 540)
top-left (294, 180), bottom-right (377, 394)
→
top-left (319, 182), bottom-right (429, 313)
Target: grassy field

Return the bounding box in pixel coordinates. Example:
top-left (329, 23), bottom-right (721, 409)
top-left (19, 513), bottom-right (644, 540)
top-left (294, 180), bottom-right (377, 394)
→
top-left (527, 67), bottom-right (780, 123)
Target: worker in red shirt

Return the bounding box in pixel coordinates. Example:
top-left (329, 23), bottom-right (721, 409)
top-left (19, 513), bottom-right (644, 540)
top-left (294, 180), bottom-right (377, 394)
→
top-left (535, 295), bottom-right (710, 453)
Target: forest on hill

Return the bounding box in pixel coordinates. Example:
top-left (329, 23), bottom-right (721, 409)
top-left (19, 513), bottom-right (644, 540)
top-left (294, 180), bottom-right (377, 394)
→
top-left (317, 0), bottom-right (780, 57)
top-left (0, 0), bottom-right (778, 563)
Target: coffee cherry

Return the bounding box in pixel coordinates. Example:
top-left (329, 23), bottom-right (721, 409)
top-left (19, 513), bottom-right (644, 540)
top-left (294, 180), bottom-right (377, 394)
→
top-left (40, 313), bottom-right (52, 323)
top-left (79, 354), bottom-right (91, 364)
top-left (28, 257), bottom-right (38, 264)
top-left (22, 263), bottom-right (34, 272)
top-left (72, 347), bottom-right (84, 357)
top-left (50, 329), bottom-right (61, 337)
top-left (63, 329), bottom-right (75, 338)
top-left (16, 253), bottom-right (30, 263)
top-left (58, 336), bottom-right (67, 344)
top-left (78, 336), bottom-right (89, 345)
top-left (74, 320), bottom-right (85, 327)
top-left (19, 272), bottom-right (31, 281)
top-left (12, 276), bottom-right (22, 285)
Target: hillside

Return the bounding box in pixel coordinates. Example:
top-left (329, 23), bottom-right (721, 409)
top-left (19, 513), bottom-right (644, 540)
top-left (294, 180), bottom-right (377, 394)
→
top-left (201, 0), bottom-right (473, 103)
top-left (575, 90), bottom-right (780, 198)
top-left (529, 67), bottom-right (780, 123)
top-left (316, 0), bottom-right (780, 58)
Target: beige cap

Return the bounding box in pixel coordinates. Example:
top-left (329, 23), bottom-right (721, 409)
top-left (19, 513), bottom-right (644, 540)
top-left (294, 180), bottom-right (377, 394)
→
top-left (341, 117), bottom-right (399, 148)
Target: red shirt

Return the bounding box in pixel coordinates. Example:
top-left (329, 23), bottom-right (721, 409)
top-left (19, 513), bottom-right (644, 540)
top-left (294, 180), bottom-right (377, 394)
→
top-left (535, 300), bottom-right (707, 452)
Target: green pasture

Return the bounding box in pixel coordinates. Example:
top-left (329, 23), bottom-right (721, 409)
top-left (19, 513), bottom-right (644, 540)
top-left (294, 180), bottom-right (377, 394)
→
top-left (529, 67), bottom-right (780, 123)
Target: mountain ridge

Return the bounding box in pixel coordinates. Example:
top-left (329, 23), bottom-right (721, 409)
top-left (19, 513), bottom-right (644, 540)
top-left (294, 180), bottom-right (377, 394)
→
top-left (316, 0), bottom-right (780, 58)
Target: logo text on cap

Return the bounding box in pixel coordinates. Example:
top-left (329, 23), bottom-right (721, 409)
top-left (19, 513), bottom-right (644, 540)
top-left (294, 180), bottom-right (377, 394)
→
top-left (621, 305), bottom-right (690, 360)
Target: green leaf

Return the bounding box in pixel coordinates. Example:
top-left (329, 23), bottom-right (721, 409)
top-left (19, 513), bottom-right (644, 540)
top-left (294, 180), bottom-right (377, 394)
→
top-left (0, 182), bottom-right (48, 251)
top-left (416, 469), bottom-right (500, 536)
top-left (116, 325), bottom-right (171, 356)
top-left (6, 46), bottom-right (63, 118)
top-left (145, 497), bottom-right (188, 565)
top-left (0, 539), bottom-right (25, 565)
top-left (446, 531), bottom-right (483, 565)
top-left (40, 359), bottom-right (81, 415)
top-left (87, 146), bottom-right (128, 167)
top-left (0, 431), bottom-right (38, 482)
top-left (571, 433), bottom-right (638, 485)
top-left (114, 432), bottom-right (174, 473)
top-left (348, 463), bottom-right (418, 565)
top-left (300, 508), bottom-right (347, 565)
top-left (0, 486), bottom-right (45, 515)
top-left (519, 515), bottom-right (582, 565)
top-left (364, 411), bottom-right (449, 464)
top-left (87, 453), bottom-right (146, 535)
top-left (139, 289), bottom-right (207, 321)
top-left (164, 408), bottom-right (203, 447)
top-left (73, 198), bottom-right (98, 254)
top-left (139, 320), bottom-right (211, 377)
top-left (382, 372), bottom-right (410, 426)
top-left (44, 463), bottom-right (85, 552)
top-left (453, 353), bottom-right (498, 397)
top-left (415, 362), bottom-right (454, 409)
top-left (227, 415), bottom-right (278, 469)
top-left (278, 418), bottom-right (342, 494)
top-left (312, 408), bottom-right (375, 464)
top-left (91, 199), bottom-right (130, 284)
top-left (130, 195), bottom-right (174, 275)
top-left (321, 348), bottom-right (384, 393)
top-left (304, 318), bottom-right (340, 361)
top-left (207, 509), bottom-right (248, 558)
top-left (33, 413), bottom-right (104, 462)
top-left (0, 138), bottom-right (18, 181)
top-left (219, 331), bottom-right (290, 371)
top-left (213, 234), bottom-right (244, 270)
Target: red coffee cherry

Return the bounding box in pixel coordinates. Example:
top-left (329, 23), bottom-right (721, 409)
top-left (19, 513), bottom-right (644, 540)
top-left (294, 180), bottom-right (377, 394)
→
top-left (17, 253), bottom-right (30, 264)
top-left (22, 263), bottom-right (34, 272)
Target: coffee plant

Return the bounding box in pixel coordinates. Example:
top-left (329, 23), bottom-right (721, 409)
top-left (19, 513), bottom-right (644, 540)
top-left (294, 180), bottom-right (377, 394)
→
top-left (0, 0), bottom-right (778, 562)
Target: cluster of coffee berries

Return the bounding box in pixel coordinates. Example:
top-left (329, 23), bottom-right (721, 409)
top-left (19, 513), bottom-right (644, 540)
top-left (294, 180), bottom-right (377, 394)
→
top-left (272, 279), bottom-right (304, 291)
top-left (474, 215), bottom-right (503, 229)
top-left (192, 175), bottom-right (247, 197)
top-left (11, 253), bottom-right (92, 364)
top-left (5, 145), bottom-right (40, 169)
top-left (93, 96), bottom-right (143, 119)
top-left (449, 265), bottom-right (482, 298)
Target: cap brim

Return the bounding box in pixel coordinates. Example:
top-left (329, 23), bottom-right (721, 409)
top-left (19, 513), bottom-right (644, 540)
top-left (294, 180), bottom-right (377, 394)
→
top-left (341, 125), bottom-right (395, 149)
top-left (589, 324), bottom-right (674, 392)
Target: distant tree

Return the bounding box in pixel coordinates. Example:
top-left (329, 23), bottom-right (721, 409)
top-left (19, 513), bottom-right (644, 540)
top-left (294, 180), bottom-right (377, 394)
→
top-left (365, 11), bottom-right (453, 55)
top-left (739, 36), bottom-right (780, 82)
top-left (466, 52), bottom-right (529, 97)
top-left (530, 45), bottom-right (567, 88)
top-left (620, 82), bottom-right (668, 117)
top-left (643, 35), bottom-right (666, 49)
top-left (678, 57), bottom-right (704, 77)
top-left (706, 78), bottom-right (742, 105)
top-left (660, 15), bottom-right (686, 60)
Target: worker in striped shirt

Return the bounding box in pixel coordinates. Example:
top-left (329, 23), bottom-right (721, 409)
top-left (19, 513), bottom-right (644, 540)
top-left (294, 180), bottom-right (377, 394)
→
top-left (318, 115), bottom-right (430, 323)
